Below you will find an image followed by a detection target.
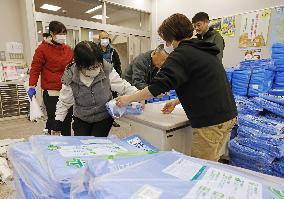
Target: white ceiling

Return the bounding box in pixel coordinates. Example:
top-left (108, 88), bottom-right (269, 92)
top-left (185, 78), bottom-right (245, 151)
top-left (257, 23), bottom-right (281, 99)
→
top-left (34, 0), bottom-right (148, 25)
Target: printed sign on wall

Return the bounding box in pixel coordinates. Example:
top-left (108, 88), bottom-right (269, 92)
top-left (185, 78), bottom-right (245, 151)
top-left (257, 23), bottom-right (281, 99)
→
top-left (221, 16), bottom-right (236, 37)
top-left (239, 9), bottom-right (271, 48)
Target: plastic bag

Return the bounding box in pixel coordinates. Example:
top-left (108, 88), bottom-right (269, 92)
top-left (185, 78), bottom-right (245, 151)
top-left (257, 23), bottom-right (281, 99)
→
top-left (106, 99), bottom-right (142, 118)
top-left (232, 69), bottom-right (252, 96)
top-left (29, 96), bottom-right (43, 121)
top-left (248, 69), bottom-right (274, 97)
top-left (259, 93), bottom-right (284, 106)
top-left (122, 135), bottom-right (159, 152)
top-left (234, 95), bottom-right (263, 115)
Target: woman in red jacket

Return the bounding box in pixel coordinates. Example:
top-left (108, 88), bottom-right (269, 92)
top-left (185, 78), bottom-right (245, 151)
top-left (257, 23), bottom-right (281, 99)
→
top-left (28, 21), bottom-right (73, 136)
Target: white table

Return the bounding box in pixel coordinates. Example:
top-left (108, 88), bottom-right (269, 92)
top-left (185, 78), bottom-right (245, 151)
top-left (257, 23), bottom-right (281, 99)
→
top-left (118, 102), bottom-right (193, 155)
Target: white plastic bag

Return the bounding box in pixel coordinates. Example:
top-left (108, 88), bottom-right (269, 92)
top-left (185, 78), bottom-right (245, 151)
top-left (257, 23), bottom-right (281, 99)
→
top-left (0, 157), bottom-right (12, 182)
top-left (30, 96), bottom-right (43, 121)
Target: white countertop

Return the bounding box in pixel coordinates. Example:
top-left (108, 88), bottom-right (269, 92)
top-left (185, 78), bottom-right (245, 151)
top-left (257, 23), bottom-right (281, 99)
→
top-left (119, 102), bottom-right (190, 131)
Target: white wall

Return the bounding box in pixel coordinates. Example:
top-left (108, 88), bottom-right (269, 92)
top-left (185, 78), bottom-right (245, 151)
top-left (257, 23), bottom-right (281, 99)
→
top-left (105, 0), bottom-right (151, 13)
top-left (0, 0), bottom-right (24, 52)
top-left (151, 0), bottom-right (284, 66)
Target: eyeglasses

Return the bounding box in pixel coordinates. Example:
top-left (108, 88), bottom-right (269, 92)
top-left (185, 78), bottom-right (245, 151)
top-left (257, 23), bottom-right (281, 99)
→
top-left (88, 62), bottom-right (102, 70)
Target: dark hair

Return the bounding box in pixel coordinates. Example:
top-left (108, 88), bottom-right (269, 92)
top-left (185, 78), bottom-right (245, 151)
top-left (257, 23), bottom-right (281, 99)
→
top-left (74, 41), bottom-right (103, 69)
top-left (192, 12), bottom-right (210, 23)
top-left (158, 13), bottom-right (194, 44)
top-left (49, 21), bottom-right (67, 34)
top-left (42, 33), bottom-right (50, 38)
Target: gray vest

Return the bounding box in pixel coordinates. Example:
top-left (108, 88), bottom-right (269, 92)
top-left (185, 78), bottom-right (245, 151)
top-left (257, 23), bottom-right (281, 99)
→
top-left (62, 61), bottom-right (113, 123)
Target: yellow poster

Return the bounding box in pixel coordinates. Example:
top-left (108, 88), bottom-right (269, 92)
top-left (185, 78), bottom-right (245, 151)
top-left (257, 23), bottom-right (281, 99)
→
top-left (221, 16), bottom-right (236, 37)
top-left (239, 9), bottom-right (271, 48)
top-left (209, 18), bottom-right (222, 33)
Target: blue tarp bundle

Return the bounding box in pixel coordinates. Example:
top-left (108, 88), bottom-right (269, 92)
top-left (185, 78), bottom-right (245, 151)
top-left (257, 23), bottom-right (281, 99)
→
top-left (269, 89), bottom-right (284, 96)
top-left (238, 114), bottom-right (284, 135)
top-left (252, 97), bottom-right (284, 117)
top-left (248, 69), bottom-right (274, 97)
top-left (240, 59), bottom-right (275, 70)
top-left (272, 43), bottom-right (284, 72)
top-left (234, 95), bottom-right (263, 115)
top-left (260, 93), bottom-right (284, 106)
top-left (232, 69), bottom-right (252, 96)
top-left (273, 71), bottom-right (284, 89)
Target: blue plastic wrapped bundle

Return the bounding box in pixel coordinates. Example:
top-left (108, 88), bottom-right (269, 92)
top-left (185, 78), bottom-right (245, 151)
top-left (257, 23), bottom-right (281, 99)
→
top-left (8, 142), bottom-right (61, 199)
top-left (272, 43), bottom-right (284, 54)
top-left (234, 95), bottom-right (263, 115)
top-left (259, 93), bottom-right (284, 106)
top-left (225, 68), bottom-right (234, 84)
top-left (271, 159), bottom-right (284, 178)
top-left (229, 139), bottom-right (275, 167)
top-left (264, 112), bottom-right (284, 123)
top-left (273, 71), bottom-right (284, 89)
top-left (252, 97), bottom-right (284, 117)
top-left (232, 69), bottom-right (252, 96)
top-left (248, 69), bottom-right (274, 97)
top-left (269, 88), bottom-right (284, 96)
top-left (238, 114), bottom-right (284, 135)
top-left (28, 135), bottom-right (144, 198)
top-left (240, 59), bottom-right (275, 70)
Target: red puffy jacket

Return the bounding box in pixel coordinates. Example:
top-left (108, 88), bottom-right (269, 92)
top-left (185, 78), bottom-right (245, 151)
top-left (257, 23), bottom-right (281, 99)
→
top-left (29, 41), bottom-right (73, 90)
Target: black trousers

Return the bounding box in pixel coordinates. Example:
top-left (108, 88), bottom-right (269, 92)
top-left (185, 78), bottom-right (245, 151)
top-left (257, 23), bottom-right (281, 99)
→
top-left (43, 90), bottom-right (73, 136)
top-left (72, 116), bottom-right (114, 137)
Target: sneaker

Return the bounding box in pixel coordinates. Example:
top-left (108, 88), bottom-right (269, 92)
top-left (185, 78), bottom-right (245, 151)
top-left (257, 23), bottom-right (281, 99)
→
top-left (112, 121), bottom-right (120, 127)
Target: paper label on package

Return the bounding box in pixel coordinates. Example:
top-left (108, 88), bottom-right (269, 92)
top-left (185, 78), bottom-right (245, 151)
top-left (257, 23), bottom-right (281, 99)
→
top-left (80, 139), bottom-right (113, 144)
top-left (182, 168), bottom-right (262, 199)
top-left (252, 84), bottom-right (259, 89)
top-left (58, 144), bottom-right (128, 157)
top-left (162, 158), bottom-right (205, 181)
top-left (131, 185), bottom-right (162, 199)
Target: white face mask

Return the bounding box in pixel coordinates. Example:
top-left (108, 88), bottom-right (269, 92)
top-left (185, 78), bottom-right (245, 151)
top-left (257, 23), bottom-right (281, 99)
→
top-left (54, 34), bottom-right (66, 44)
top-left (85, 67), bottom-right (101, 78)
top-left (100, 39), bottom-right (110, 47)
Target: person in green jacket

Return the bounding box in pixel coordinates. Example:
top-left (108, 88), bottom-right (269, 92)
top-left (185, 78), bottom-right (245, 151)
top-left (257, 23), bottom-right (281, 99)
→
top-left (192, 12), bottom-right (225, 61)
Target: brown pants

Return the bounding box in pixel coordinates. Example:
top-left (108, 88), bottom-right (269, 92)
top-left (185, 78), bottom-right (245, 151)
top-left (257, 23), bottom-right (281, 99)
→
top-left (191, 118), bottom-right (236, 162)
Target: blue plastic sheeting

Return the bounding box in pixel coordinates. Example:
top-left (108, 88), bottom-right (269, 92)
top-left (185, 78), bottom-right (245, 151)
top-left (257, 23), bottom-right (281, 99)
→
top-left (73, 151), bottom-right (284, 199)
top-left (28, 135), bottom-right (143, 198)
top-left (260, 93), bottom-right (284, 106)
top-left (264, 112), bottom-right (284, 123)
top-left (271, 160), bottom-right (284, 177)
top-left (225, 68), bottom-right (234, 84)
top-left (232, 69), bottom-right (251, 96)
top-left (106, 100), bottom-right (142, 118)
top-left (229, 139), bottom-right (275, 167)
top-left (234, 95), bottom-right (263, 115)
top-left (238, 114), bottom-right (284, 135)
top-left (248, 69), bottom-right (274, 97)
top-left (71, 152), bottom-right (160, 199)
top-left (8, 142), bottom-right (62, 199)
top-left (273, 72), bottom-right (284, 89)
top-left (240, 59), bottom-right (275, 70)
top-left (268, 89), bottom-right (284, 96)
top-left (252, 97), bottom-right (284, 117)
top-left (122, 135), bottom-right (159, 152)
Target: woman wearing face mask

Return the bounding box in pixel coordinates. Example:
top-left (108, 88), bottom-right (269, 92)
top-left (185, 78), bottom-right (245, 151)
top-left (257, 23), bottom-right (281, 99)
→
top-left (52, 41), bottom-right (138, 136)
top-left (28, 21), bottom-right (73, 136)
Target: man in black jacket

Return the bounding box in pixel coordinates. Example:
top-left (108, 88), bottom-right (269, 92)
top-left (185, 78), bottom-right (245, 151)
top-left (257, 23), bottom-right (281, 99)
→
top-left (124, 44), bottom-right (168, 89)
top-left (116, 13), bottom-right (237, 162)
top-left (192, 12), bottom-right (225, 61)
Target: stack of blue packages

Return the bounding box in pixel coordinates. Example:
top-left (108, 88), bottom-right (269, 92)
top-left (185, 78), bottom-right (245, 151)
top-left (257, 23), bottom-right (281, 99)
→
top-left (240, 59), bottom-right (275, 70)
top-left (269, 88), bottom-right (284, 96)
top-left (238, 114), bottom-right (284, 135)
top-left (229, 139), bottom-right (275, 175)
top-left (248, 69), bottom-right (274, 97)
top-left (237, 125), bottom-right (284, 158)
top-left (234, 95), bottom-right (263, 115)
top-left (147, 90), bottom-right (176, 103)
top-left (272, 43), bottom-right (284, 90)
top-left (225, 68), bottom-right (234, 84)
top-left (271, 157), bottom-right (284, 178)
top-left (232, 69), bottom-right (252, 96)
top-left (264, 112), bottom-right (284, 123)
top-left (252, 97), bottom-right (284, 117)
top-left (71, 150), bottom-right (283, 199)
top-left (9, 135), bottom-right (145, 198)
top-left (260, 93), bottom-right (284, 105)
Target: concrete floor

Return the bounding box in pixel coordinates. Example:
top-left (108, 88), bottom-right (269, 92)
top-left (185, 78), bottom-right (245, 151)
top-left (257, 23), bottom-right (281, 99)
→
top-left (0, 117), bottom-right (130, 199)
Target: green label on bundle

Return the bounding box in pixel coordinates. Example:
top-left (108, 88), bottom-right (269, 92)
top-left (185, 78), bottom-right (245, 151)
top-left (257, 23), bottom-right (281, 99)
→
top-left (66, 158), bottom-right (86, 168)
top-left (268, 187), bottom-right (284, 199)
top-left (48, 144), bottom-right (61, 151)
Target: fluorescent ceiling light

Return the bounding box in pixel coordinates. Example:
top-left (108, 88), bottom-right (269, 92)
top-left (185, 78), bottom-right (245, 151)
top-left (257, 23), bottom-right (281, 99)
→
top-left (85, 5), bottom-right (102, 14)
top-left (91, 15), bottom-right (109, 20)
top-left (40, 4), bottom-right (61, 11)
